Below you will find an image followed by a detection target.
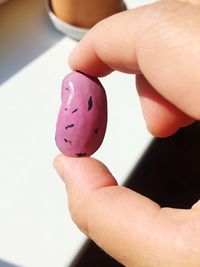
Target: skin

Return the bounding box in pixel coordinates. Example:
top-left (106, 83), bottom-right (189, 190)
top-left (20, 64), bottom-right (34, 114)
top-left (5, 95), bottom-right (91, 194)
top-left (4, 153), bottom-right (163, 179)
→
top-left (54, 1), bottom-right (200, 266)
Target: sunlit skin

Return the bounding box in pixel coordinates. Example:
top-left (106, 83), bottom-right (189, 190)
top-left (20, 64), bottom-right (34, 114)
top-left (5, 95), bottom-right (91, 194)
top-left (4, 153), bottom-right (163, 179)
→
top-left (54, 1), bottom-right (200, 266)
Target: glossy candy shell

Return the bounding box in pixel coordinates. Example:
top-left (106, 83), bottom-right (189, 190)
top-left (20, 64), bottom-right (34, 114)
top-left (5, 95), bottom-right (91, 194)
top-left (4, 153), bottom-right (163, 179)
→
top-left (55, 71), bottom-right (107, 157)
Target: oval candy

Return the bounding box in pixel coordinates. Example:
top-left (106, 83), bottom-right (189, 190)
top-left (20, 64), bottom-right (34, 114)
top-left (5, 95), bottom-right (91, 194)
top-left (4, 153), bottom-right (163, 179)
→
top-left (55, 71), bottom-right (107, 157)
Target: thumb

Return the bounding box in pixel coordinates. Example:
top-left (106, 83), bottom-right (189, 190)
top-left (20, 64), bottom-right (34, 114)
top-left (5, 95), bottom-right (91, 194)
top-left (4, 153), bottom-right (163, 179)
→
top-left (53, 155), bottom-right (197, 267)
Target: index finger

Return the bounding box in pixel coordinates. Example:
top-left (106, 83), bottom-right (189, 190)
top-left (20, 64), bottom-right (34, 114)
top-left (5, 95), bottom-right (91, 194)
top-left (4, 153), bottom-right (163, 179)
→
top-left (69, 1), bottom-right (200, 120)
top-left (68, 8), bottom-right (142, 76)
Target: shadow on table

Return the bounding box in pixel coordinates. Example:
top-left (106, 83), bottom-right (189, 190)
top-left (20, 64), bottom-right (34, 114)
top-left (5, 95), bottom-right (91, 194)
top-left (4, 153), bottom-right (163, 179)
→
top-left (0, 260), bottom-right (21, 267)
top-left (69, 122), bottom-right (200, 267)
top-left (0, 0), bottom-right (64, 85)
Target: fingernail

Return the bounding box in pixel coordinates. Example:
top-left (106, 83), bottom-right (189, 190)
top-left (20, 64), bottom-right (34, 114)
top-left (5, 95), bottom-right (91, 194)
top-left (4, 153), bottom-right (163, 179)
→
top-left (53, 157), bottom-right (65, 182)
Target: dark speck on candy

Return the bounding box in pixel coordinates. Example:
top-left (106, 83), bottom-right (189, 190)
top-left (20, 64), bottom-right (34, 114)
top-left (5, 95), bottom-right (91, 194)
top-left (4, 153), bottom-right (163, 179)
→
top-left (64, 138), bottom-right (72, 145)
top-left (76, 153), bottom-right (86, 157)
top-left (65, 124), bottom-right (74, 130)
top-left (88, 96), bottom-right (93, 111)
top-left (72, 108), bottom-right (78, 113)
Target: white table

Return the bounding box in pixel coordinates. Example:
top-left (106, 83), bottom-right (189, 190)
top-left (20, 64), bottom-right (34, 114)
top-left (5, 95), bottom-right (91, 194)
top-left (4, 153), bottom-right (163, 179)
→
top-left (0, 0), bottom-right (154, 266)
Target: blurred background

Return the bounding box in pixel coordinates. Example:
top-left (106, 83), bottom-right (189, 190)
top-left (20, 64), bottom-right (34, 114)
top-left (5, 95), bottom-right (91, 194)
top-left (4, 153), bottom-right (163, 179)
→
top-left (1, 1), bottom-right (199, 267)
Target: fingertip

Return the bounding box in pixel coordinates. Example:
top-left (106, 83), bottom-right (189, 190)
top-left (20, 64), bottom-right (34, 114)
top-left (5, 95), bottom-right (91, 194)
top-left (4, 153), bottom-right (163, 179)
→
top-left (68, 32), bottom-right (112, 77)
top-left (136, 75), bottom-right (194, 138)
top-left (140, 95), bottom-right (194, 138)
top-left (68, 9), bottom-right (142, 76)
top-left (145, 120), bottom-right (180, 138)
top-left (68, 43), bottom-right (79, 70)
top-left (53, 154), bottom-right (65, 182)
top-left (53, 154), bottom-right (117, 190)
top-left (53, 155), bottom-right (118, 234)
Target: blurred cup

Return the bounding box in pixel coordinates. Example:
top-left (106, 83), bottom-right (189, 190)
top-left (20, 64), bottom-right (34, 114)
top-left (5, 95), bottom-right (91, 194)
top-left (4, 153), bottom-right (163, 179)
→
top-left (51, 0), bottom-right (126, 29)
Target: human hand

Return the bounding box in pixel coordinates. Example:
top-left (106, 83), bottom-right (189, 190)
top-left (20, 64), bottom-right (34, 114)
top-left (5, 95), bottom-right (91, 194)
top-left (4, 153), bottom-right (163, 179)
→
top-left (69, 0), bottom-right (200, 138)
top-left (54, 1), bottom-right (200, 266)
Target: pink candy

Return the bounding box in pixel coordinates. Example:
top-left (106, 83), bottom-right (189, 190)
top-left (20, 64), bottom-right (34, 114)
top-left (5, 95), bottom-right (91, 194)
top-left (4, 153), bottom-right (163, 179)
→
top-left (55, 71), bottom-right (107, 157)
